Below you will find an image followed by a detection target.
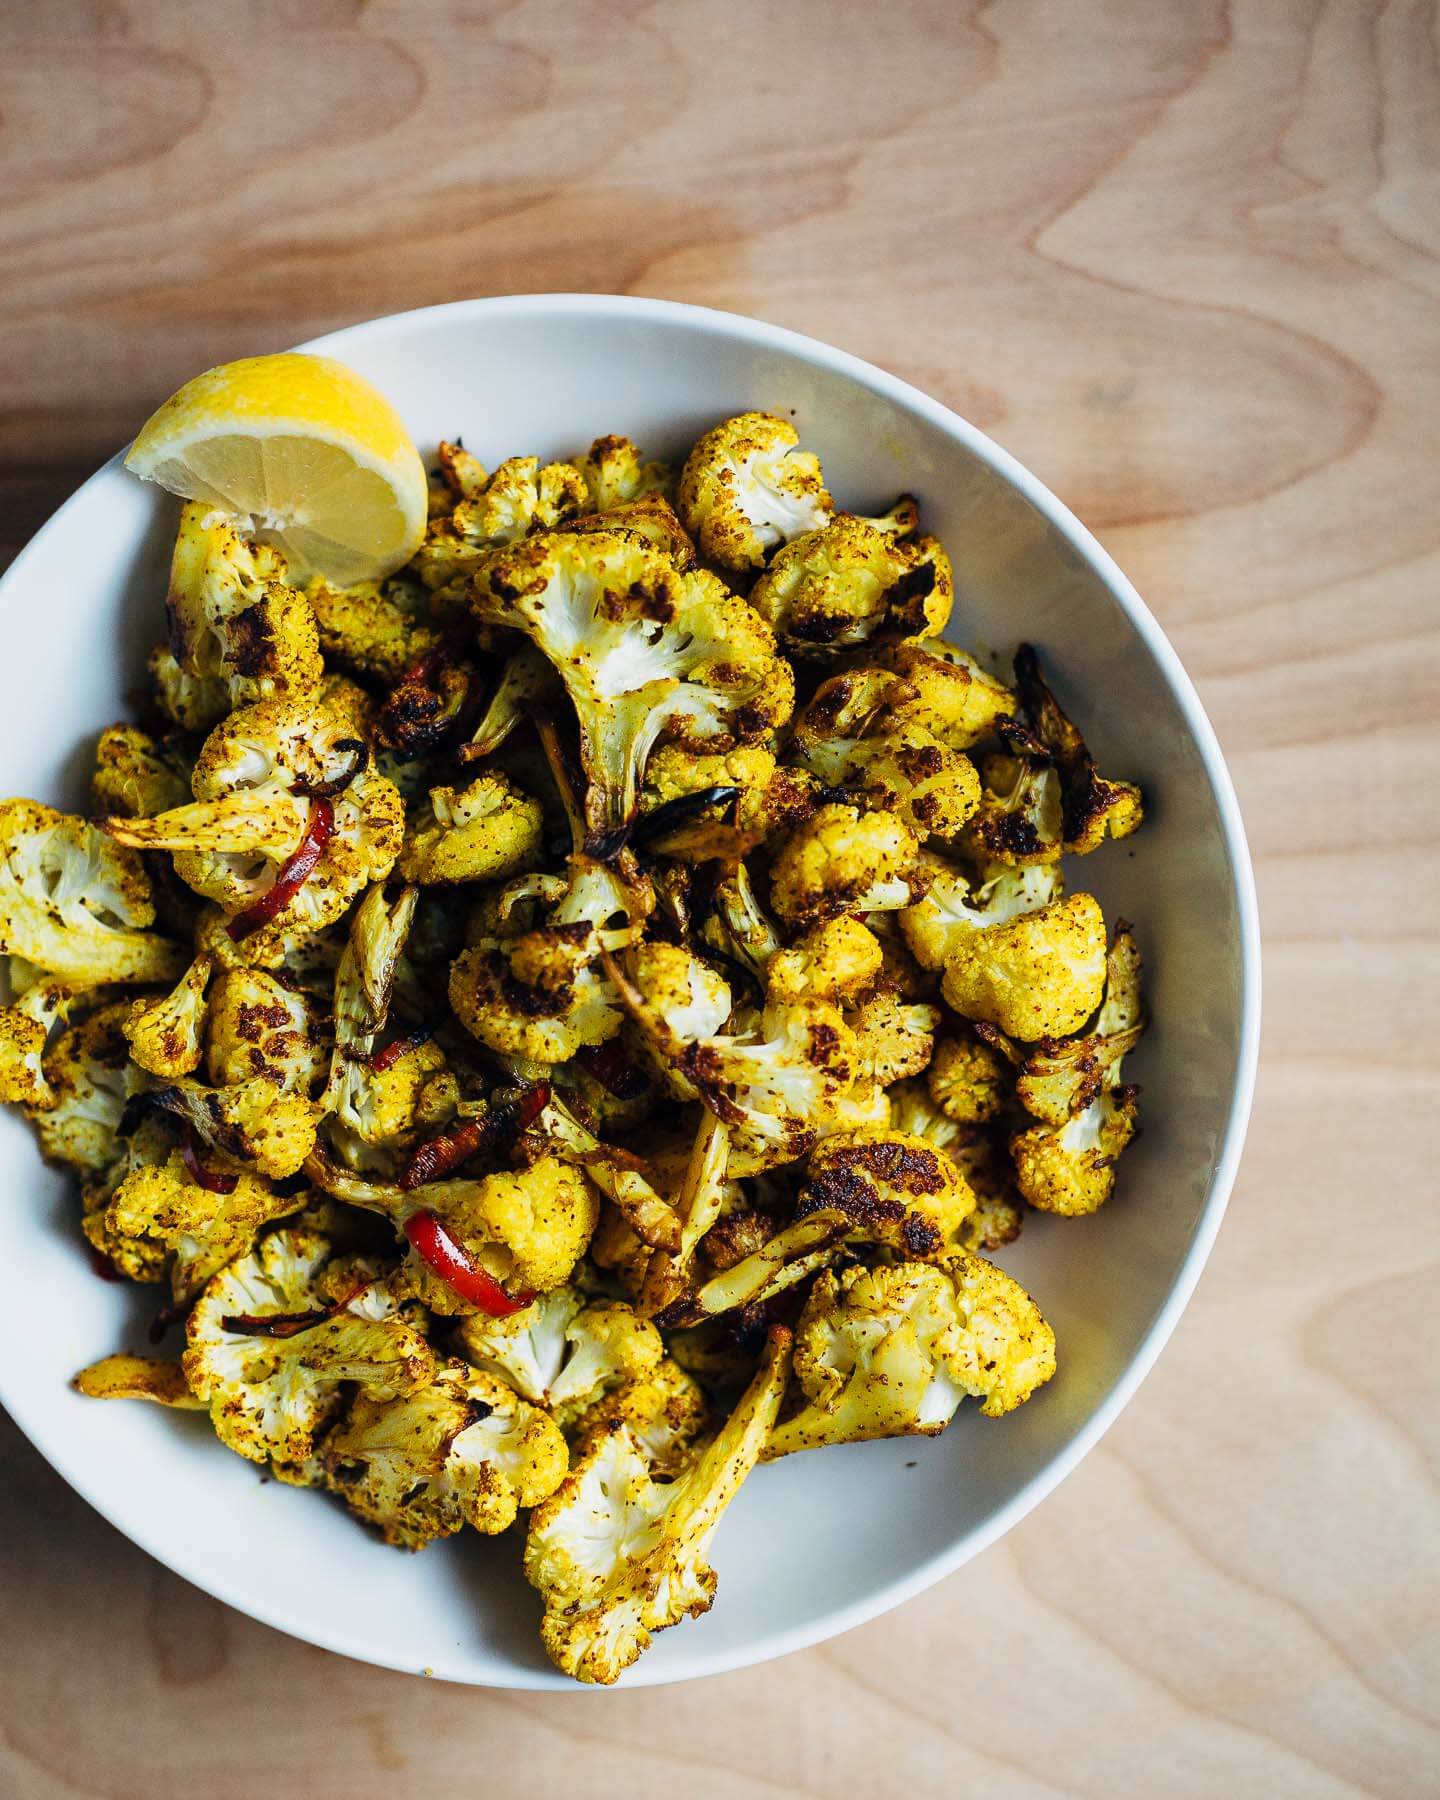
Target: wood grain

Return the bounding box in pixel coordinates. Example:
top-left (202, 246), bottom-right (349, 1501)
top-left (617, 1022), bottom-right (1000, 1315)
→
top-left (2, 0), bottom-right (1437, 1793)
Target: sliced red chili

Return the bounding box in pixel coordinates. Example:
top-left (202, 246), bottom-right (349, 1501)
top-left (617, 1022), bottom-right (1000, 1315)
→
top-left (219, 1305), bottom-right (336, 1339)
top-left (178, 1123), bottom-right (238, 1194)
top-left (403, 1209), bottom-right (533, 1317)
top-left (227, 798), bottom-right (333, 941)
top-left (370, 1027), bottom-right (432, 1074)
top-left (398, 1117), bottom-right (488, 1190)
top-left (85, 1245), bottom-right (123, 1283)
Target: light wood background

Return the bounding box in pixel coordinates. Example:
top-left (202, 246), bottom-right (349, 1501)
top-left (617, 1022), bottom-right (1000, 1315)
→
top-left (2, 2), bottom-right (1437, 1794)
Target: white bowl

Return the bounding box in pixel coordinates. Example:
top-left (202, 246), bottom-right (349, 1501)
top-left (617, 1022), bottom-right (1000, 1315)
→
top-left (0, 295), bottom-right (1259, 1688)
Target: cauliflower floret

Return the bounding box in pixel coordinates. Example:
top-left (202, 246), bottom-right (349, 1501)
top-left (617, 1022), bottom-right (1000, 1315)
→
top-left (183, 1229), bottom-right (436, 1465)
top-left (524, 1327), bottom-right (790, 1684)
top-left (155, 501), bottom-right (323, 730)
top-left (878, 642), bottom-right (1017, 749)
top-left (629, 940), bottom-right (732, 1075)
top-left (572, 494), bottom-right (696, 569)
top-left (941, 892), bottom-right (1108, 1041)
top-left (324, 1359), bottom-right (568, 1548)
top-left (1011, 1088), bottom-right (1140, 1216)
top-left (848, 989), bottom-right (939, 1087)
top-left (797, 1128), bottom-right (975, 1258)
top-left (471, 532), bottom-right (793, 848)
top-left (159, 1073), bottom-right (322, 1180)
top-left (677, 413), bottom-right (832, 570)
top-left (899, 853), bottom-right (1063, 973)
top-left (927, 1033), bottom-right (1011, 1124)
top-left (450, 946), bottom-right (622, 1065)
top-left (91, 725), bottom-right (190, 819)
top-left (102, 691), bottom-right (404, 956)
top-left (0, 800), bottom-right (184, 988)
top-left (770, 803), bottom-right (924, 932)
top-left (574, 435), bottom-right (674, 512)
top-left (33, 1003), bottom-right (135, 1171)
top-left (963, 732), bottom-right (1066, 866)
top-left (205, 967), bottom-right (325, 1091)
top-left (98, 1132), bottom-right (300, 1300)
top-left (1002, 920), bottom-right (1145, 1125)
top-left (122, 954), bottom-right (214, 1078)
top-left (415, 455), bottom-right (589, 594)
top-left (764, 1252), bottom-right (1055, 1458)
top-left (636, 743), bottom-right (807, 863)
top-left (749, 516), bottom-right (952, 657)
top-left (456, 1289), bottom-right (663, 1427)
top-left (395, 1157), bottom-right (600, 1312)
top-left (0, 971), bottom-right (102, 1108)
top-left (766, 916), bottom-right (884, 1006)
top-left (1014, 644), bottom-right (1143, 854)
top-left (567, 1356), bottom-right (710, 1477)
top-left (398, 771), bottom-right (543, 886)
top-left (305, 573), bottom-right (439, 682)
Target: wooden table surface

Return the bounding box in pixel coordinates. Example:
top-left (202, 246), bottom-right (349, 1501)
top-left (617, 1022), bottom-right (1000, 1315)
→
top-left (2, 2), bottom-right (1436, 1794)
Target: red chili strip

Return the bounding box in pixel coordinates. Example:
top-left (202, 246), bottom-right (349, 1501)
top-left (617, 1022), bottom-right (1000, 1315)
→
top-left (178, 1123), bottom-right (238, 1194)
top-left (370, 1027), bottom-right (433, 1074)
top-left (227, 798), bottom-right (333, 942)
top-left (397, 1081), bottom-right (551, 1192)
top-left (219, 1306), bottom-right (336, 1340)
top-left (403, 1210), bottom-right (533, 1317)
top-left (85, 1245), bottom-right (123, 1283)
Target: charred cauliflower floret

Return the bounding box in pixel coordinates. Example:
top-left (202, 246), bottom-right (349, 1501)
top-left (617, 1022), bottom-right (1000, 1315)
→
top-left (0, 974), bottom-right (101, 1108)
top-left (567, 1355), bottom-right (710, 1478)
top-left (102, 689), bottom-right (403, 955)
top-left (1011, 1089), bottom-right (1140, 1216)
top-left (183, 1228), bottom-right (435, 1465)
top-left (415, 455), bottom-right (589, 594)
top-left (677, 412), bottom-right (832, 570)
top-left (205, 966), bottom-right (325, 1092)
top-left (750, 516), bottom-right (952, 657)
top-left (324, 1359), bottom-right (567, 1549)
top-left (899, 854), bottom-right (1063, 974)
top-left (941, 892), bottom-right (1108, 1041)
top-left (574, 435), bottom-right (674, 512)
top-left (764, 1252), bottom-right (1055, 1458)
top-left (963, 732), bottom-right (1066, 866)
top-left (636, 743), bottom-right (805, 863)
top-left (398, 770), bottom-right (543, 886)
top-left (151, 502), bottom-right (322, 731)
top-left (770, 803), bottom-right (924, 932)
top-left (156, 1074), bottom-right (322, 1180)
top-left (1014, 644), bottom-right (1143, 854)
top-left (927, 1033), bottom-right (1011, 1124)
top-left (455, 1288), bottom-right (663, 1428)
top-left (91, 725), bottom-right (190, 819)
top-left (0, 800), bottom-right (183, 988)
top-left (797, 1128), bottom-right (974, 1258)
top-left (524, 1328), bottom-right (790, 1684)
top-left (471, 531), bottom-right (792, 846)
top-left (305, 573), bottom-right (439, 683)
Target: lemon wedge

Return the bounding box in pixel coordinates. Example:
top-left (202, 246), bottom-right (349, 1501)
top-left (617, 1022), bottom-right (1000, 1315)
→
top-left (124, 353), bottom-right (428, 585)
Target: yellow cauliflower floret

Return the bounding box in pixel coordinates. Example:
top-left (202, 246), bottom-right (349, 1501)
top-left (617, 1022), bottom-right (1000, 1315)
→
top-left (305, 574), bottom-right (439, 682)
top-left (848, 989), bottom-right (939, 1087)
top-left (101, 1140), bottom-right (300, 1301)
top-left (183, 1228), bottom-right (436, 1466)
top-left (449, 945), bottom-right (623, 1065)
top-left (0, 1006), bottom-right (48, 1107)
top-left (398, 1157), bottom-right (599, 1313)
top-left (574, 434), bottom-right (673, 511)
top-left (898, 854), bottom-right (1062, 973)
top-left (161, 1073), bottom-right (322, 1179)
top-left (1011, 1088), bottom-right (1139, 1217)
top-left (123, 954), bottom-right (213, 1078)
top-left (33, 1003), bottom-right (135, 1171)
top-left (927, 1033), bottom-right (1011, 1124)
top-left (324, 1360), bottom-right (568, 1549)
top-left (524, 1329), bottom-right (790, 1684)
top-left (398, 771), bottom-right (543, 886)
top-left (879, 642), bottom-right (1017, 749)
top-left (940, 892), bottom-right (1108, 1041)
top-left (0, 799), bottom-right (183, 988)
top-left (567, 1356), bottom-right (710, 1478)
top-left (155, 501), bottom-right (323, 731)
top-left (769, 803), bottom-right (923, 932)
top-left (677, 412), bottom-right (832, 570)
top-left (415, 455), bottom-right (589, 593)
top-left (455, 1288), bottom-right (663, 1429)
top-left (637, 742), bottom-right (792, 861)
top-left (797, 1128), bottom-right (975, 1258)
top-left (204, 967), bottom-right (324, 1091)
top-left (764, 1252), bottom-right (1055, 1458)
top-left (91, 725), bottom-right (190, 819)
top-left (766, 916), bottom-right (884, 1006)
top-left (749, 516), bottom-right (952, 656)
top-left (1014, 644), bottom-right (1143, 855)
